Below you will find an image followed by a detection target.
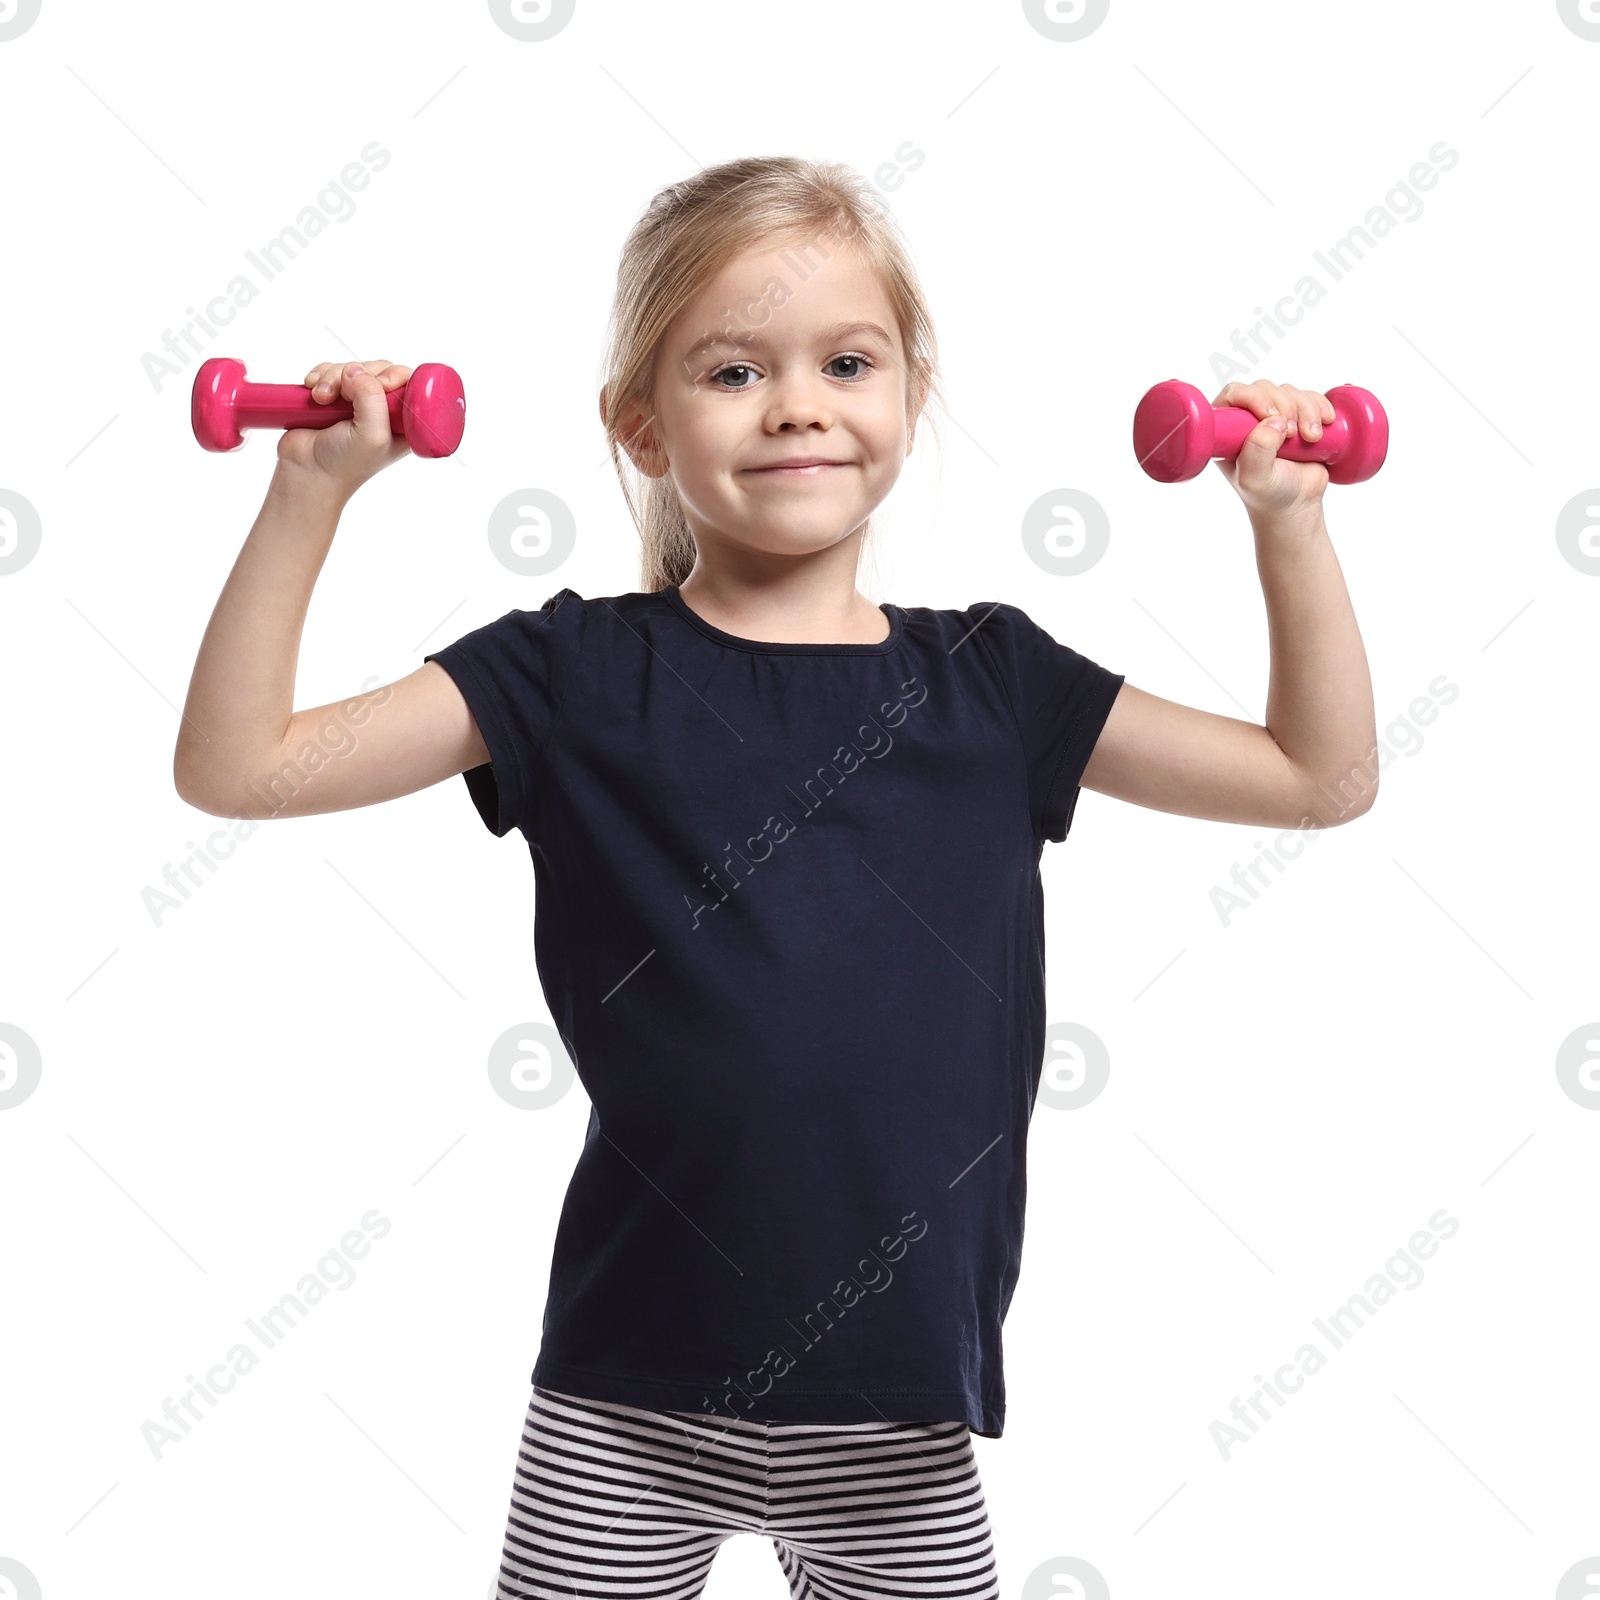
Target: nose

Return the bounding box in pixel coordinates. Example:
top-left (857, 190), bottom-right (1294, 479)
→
top-left (763, 370), bottom-right (834, 432)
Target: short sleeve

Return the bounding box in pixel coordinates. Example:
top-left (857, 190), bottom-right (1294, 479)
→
top-left (423, 587), bottom-right (586, 838)
top-left (963, 601), bottom-right (1125, 844)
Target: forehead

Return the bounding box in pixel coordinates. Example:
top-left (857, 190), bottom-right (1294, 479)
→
top-left (664, 237), bottom-right (900, 358)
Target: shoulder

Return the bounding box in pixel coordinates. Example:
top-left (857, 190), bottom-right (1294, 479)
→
top-left (454, 586), bottom-right (661, 648)
top-left (896, 597), bottom-right (1058, 663)
top-left (897, 597), bottom-right (1041, 630)
top-left (899, 596), bottom-right (1120, 706)
top-left (535, 586), bottom-right (669, 629)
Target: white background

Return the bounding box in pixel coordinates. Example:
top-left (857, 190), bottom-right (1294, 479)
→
top-left (2, 1), bottom-right (1597, 1597)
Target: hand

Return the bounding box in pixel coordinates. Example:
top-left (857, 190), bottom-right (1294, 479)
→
top-left (1211, 379), bottom-right (1335, 522)
top-left (276, 359), bottom-right (414, 497)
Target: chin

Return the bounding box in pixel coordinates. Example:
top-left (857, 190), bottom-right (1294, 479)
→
top-left (729, 526), bottom-right (858, 559)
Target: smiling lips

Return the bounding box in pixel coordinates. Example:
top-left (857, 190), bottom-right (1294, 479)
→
top-left (746, 457), bottom-right (851, 475)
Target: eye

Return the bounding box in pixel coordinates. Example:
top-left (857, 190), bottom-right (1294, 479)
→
top-left (704, 353), bottom-right (878, 391)
top-left (707, 362), bottom-right (758, 391)
top-left (826, 353), bottom-right (876, 381)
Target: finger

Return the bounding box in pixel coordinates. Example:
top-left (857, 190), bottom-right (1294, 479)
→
top-left (1256, 382), bottom-right (1298, 433)
top-left (1234, 410), bottom-right (1290, 491)
top-left (1276, 386), bottom-right (1322, 441)
top-left (1219, 380), bottom-right (1289, 424)
top-left (1297, 390), bottom-right (1328, 442)
top-left (341, 364), bottom-right (393, 443)
top-left (310, 360), bottom-right (383, 398)
top-left (305, 362), bottom-right (339, 400)
top-left (1273, 382), bottom-right (1312, 438)
top-left (310, 362), bottom-right (350, 402)
top-left (1217, 380), bottom-right (1274, 418)
top-left (336, 360), bottom-right (411, 391)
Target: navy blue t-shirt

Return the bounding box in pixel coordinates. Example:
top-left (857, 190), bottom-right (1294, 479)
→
top-left (424, 583), bottom-right (1124, 1438)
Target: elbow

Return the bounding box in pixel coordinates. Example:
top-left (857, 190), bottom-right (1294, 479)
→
top-left (173, 736), bottom-right (215, 814)
top-left (1298, 768), bottom-right (1378, 827)
top-left (174, 768), bottom-right (223, 817)
top-left (1333, 789), bottom-right (1377, 824)
top-left (174, 757), bottom-right (243, 819)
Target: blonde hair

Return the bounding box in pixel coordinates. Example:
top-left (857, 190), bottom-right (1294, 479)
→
top-left (598, 156), bottom-right (945, 595)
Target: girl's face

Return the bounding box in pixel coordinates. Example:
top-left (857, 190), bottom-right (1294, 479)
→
top-left (622, 237), bottom-right (924, 566)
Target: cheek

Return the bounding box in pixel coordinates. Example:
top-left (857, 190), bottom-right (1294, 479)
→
top-left (865, 411), bottom-right (909, 457)
top-left (675, 408), bottom-right (733, 465)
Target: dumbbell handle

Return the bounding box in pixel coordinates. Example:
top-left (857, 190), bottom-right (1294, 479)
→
top-left (1207, 405), bottom-right (1329, 460)
top-left (1133, 379), bottom-right (1387, 484)
top-left (192, 357), bottom-right (466, 458)
top-left (230, 382), bottom-right (405, 433)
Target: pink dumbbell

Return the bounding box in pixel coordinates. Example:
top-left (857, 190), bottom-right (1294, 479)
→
top-left (1133, 379), bottom-right (1387, 484)
top-left (191, 358), bottom-right (466, 458)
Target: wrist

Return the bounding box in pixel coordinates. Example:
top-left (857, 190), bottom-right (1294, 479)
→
top-left (1249, 500), bottom-right (1327, 542)
top-left (266, 458), bottom-right (352, 520)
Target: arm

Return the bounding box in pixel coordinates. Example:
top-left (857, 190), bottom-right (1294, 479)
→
top-left (1082, 380), bottom-right (1378, 831)
top-left (174, 360), bottom-right (488, 821)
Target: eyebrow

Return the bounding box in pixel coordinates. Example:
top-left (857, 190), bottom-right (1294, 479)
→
top-left (681, 320), bottom-right (896, 362)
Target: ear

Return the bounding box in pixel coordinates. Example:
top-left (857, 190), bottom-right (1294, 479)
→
top-left (905, 372), bottom-right (931, 457)
top-left (602, 383), bottom-right (669, 478)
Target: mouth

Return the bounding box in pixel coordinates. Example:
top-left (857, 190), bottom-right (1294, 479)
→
top-left (744, 460), bottom-right (852, 476)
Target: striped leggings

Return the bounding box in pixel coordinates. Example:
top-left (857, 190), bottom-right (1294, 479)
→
top-left (493, 1385), bottom-right (1002, 1598)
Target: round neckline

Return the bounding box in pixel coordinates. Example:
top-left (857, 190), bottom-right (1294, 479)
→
top-left (662, 583), bottom-right (903, 655)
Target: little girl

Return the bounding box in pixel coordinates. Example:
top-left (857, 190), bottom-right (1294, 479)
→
top-left (176, 156), bottom-right (1377, 1599)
